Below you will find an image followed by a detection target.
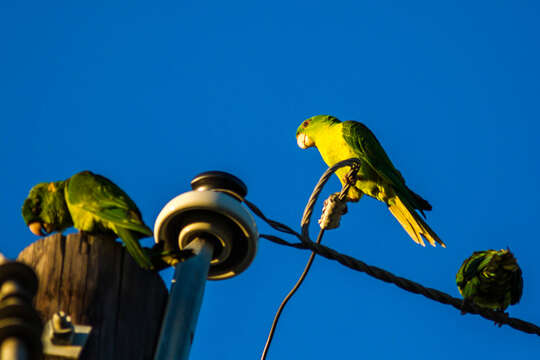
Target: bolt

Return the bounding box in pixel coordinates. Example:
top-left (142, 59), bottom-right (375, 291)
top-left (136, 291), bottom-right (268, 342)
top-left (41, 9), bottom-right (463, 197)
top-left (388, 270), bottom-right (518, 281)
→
top-left (50, 311), bottom-right (75, 345)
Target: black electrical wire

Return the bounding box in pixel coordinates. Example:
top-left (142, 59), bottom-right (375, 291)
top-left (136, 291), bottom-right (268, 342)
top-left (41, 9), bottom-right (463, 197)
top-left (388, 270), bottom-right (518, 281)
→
top-left (259, 229), bottom-right (325, 360)
top-left (246, 158), bottom-right (540, 341)
top-left (259, 159), bottom-right (361, 359)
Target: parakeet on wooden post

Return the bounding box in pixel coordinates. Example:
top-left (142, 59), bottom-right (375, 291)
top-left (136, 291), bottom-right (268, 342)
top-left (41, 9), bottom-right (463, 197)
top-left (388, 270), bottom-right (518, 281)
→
top-left (22, 170), bottom-right (156, 269)
top-left (296, 114), bottom-right (445, 247)
top-left (456, 249), bottom-right (523, 313)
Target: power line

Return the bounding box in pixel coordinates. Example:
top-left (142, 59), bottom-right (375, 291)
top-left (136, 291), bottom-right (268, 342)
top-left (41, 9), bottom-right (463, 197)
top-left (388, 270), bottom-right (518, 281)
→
top-left (244, 158), bottom-right (540, 342)
top-left (259, 233), bottom-right (540, 336)
top-left (259, 231), bottom-right (324, 360)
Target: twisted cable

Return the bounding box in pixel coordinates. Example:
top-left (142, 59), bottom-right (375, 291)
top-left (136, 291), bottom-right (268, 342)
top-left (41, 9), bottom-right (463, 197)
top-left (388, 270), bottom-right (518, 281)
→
top-left (260, 234), bottom-right (540, 336)
top-left (246, 157), bottom-right (540, 338)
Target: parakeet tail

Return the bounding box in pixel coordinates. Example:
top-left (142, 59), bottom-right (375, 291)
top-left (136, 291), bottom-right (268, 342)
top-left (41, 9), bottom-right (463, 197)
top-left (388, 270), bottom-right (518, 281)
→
top-left (115, 227), bottom-right (153, 269)
top-left (388, 196), bottom-right (445, 248)
top-left (407, 187), bottom-right (432, 217)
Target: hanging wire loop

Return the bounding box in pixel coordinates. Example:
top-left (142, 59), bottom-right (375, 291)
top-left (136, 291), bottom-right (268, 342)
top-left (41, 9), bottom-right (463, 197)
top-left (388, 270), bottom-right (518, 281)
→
top-left (257, 159), bottom-right (362, 360)
top-left (300, 158), bottom-right (361, 240)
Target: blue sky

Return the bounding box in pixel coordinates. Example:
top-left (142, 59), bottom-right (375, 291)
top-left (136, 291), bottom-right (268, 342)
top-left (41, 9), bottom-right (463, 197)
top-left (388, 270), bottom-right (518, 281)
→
top-left (2, 1), bottom-right (540, 358)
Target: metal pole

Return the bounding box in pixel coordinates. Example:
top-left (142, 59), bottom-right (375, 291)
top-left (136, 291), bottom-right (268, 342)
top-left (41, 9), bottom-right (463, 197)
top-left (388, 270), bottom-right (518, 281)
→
top-left (154, 238), bottom-right (213, 360)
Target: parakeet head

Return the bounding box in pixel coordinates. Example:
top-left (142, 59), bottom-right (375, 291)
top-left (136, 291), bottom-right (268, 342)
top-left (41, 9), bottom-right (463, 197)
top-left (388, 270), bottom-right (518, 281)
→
top-left (296, 115), bottom-right (340, 149)
top-left (22, 181), bottom-right (72, 236)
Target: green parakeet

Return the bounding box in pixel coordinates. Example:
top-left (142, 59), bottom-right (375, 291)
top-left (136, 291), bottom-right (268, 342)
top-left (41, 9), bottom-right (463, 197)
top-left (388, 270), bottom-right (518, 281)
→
top-left (456, 249), bottom-right (523, 311)
top-left (296, 115), bottom-right (445, 247)
top-left (22, 171), bottom-right (154, 269)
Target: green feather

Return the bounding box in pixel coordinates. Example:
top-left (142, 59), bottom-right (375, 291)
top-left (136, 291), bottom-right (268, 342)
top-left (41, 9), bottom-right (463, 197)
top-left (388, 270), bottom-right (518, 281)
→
top-left (456, 249), bottom-right (523, 311)
top-left (22, 171), bottom-right (154, 270)
top-left (115, 226), bottom-right (153, 269)
top-left (22, 180), bottom-right (73, 232)
top-left (296, 115), bottom-right (444, 247)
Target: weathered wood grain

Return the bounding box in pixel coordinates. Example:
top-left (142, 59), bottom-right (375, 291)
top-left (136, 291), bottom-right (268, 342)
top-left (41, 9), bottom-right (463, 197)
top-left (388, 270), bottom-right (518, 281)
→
top-left (17, 233), bottom-right (168, 360)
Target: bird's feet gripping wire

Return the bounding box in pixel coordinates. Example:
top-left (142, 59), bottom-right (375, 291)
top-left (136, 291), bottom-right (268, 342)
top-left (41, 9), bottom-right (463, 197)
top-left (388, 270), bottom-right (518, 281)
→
top-left (318, 165), bottom-right (360, 230)
top-left (460, 299), bottom-right (474, 316)
top-left (460, 299), bottom-right (510, 328)
top-left (492, 310), bottom-right (510, 328)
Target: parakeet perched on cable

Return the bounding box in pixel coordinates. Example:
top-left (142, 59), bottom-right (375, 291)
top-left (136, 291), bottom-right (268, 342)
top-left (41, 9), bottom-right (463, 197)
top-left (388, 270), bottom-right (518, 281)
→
top-left (296, 114), bottom-right (445, 247)
top-left (22, 170), bottom-right (155, 269)
top-left (456, 249), bottom-right (523, 311)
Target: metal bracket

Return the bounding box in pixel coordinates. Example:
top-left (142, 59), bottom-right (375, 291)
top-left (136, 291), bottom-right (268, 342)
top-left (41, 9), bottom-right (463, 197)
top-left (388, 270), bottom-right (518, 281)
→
top-left (42, 311), bottom-right (92, 359)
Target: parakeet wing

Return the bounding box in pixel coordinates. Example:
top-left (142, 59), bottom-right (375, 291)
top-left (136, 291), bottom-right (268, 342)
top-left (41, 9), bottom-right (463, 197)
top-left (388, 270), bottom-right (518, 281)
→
top-left (66, 171), bottom-right (152, 236)
top-left (342, 121), bottom-right (407, 193)
top-left (456, 251), bottom-right (489, 287)
top-left (342, 121), bottom-right (434, 215)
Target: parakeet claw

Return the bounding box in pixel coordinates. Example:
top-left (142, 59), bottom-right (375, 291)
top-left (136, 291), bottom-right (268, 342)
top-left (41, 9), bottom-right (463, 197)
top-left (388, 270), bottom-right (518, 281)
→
top-left (460, 299), bottom-right (470, 315)
top-left (493, 310), bottom-right (509, 327)
top-left (146, 244), bottom-right (196, 271)
top-left (345, 172), bottom-right (357, 186)
top-left (43, 223), bottom-right (54, 234)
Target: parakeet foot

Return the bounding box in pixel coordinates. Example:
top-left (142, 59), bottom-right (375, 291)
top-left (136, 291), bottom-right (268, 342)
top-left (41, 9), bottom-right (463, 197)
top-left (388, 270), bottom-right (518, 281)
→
top-left (344, 172), bottom-right (359, 186)
top-left (460, 299), bottom-right (472, 315)
top-left (146, 244), bottom-right (195, 271)
top-left (493, 310), bottom-right (509, 327)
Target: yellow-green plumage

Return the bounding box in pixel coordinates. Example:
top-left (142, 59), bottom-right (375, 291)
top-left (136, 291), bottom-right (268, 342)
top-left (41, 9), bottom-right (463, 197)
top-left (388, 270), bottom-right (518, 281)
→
top-left (456, 249), bottom-right (523, 311)
top-left (296, 115), bottom-right (445, 247)
top-left (22, 171), bottom-right (154, 269)
top-left (303, 119), bottom-right (389, 202)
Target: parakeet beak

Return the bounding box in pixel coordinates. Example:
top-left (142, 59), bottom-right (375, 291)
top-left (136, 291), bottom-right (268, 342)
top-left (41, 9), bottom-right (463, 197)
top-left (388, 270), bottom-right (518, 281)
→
top-left (28, 222), bottom-right (47, 236)
top-left (296, 133), bottom-right (314, 149)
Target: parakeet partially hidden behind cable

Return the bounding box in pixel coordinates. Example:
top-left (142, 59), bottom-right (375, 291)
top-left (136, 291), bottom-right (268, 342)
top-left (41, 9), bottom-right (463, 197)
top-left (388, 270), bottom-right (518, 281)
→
top-left (456, 249), bottom-right (523, 312)
top-left (296, 114), bottom-right (445, 247)
top-left (22, 170), bottom-right (156, 269)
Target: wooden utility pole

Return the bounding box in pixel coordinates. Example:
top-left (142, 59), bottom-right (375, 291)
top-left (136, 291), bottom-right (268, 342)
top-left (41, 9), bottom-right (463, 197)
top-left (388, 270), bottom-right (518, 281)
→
top-left (17, 233), bottom-right (168, 360)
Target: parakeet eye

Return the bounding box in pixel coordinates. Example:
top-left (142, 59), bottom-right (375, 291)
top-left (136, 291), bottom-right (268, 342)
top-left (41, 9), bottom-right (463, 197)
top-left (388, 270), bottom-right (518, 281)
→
top-left (302, 121), bottom-right (310, 128)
